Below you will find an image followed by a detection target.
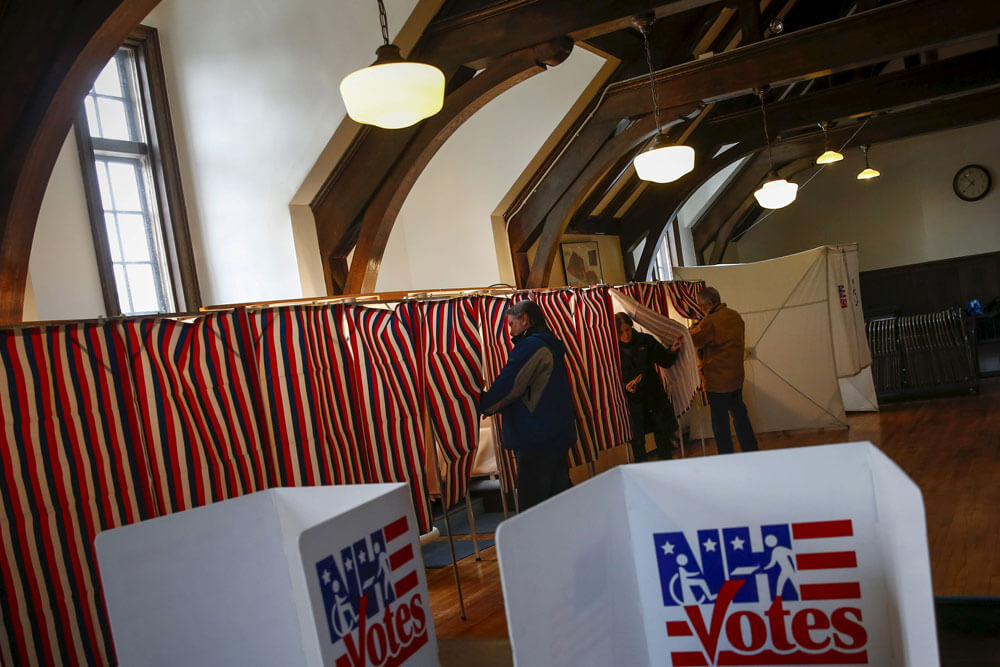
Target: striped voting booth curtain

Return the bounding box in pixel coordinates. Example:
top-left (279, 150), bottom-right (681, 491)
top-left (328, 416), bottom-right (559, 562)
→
top-left (345, 305), bottom-right (433, 533)
top-left (575, 286), bottom-right (632, 451)
top-left (619, 281), bottom-right (670, 315)
top-left (664, 279), bottom-right (706, 319)
top-left (477, 295), bottom-right (517, 492)
top-left (248, 305), bottom-right (368, 488)
top-left (529, 289), bottom-right (603, 466)
top-left (121, 311), bottom-right (270, 515)
top-left (0, 323), bottom-right (153, 667)
top-left (400, 298), bottom-right (483, 509)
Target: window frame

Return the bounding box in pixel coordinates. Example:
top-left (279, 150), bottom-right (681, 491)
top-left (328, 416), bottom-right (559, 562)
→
top-left (75, 25), bottom-right (200, 316)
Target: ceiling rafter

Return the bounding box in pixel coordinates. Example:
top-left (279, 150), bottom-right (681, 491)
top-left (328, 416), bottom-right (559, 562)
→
top-left (516, 0), bottom-right (1000, 288)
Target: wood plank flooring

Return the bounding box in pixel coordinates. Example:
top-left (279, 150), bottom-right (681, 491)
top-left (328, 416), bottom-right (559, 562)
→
top-left (427, 379), bottom-right (1000, 639)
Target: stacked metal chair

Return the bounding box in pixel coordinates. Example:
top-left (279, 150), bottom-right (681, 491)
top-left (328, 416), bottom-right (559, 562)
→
top-left (866, 307), bottom-right (977, 400)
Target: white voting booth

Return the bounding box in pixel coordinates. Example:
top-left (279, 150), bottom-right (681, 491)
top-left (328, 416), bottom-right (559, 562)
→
top-left (497, 442), bottom-right (937, 667)
top-left (95, 484), bottom-right (438, 667)
top-left (673, 245), bottom-right (877, 441)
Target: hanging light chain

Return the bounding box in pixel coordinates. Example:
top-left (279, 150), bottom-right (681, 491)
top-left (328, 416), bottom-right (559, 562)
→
top-left (641, 24), bottom-right (663, 137)
top-left (757, 88), bottom-right (774, 172)
top-left (377, 0), bottom-right (390, 46)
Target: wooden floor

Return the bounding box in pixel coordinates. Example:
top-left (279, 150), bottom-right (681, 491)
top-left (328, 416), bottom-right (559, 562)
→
top-left (426, 379), bottom-right (1000, 640)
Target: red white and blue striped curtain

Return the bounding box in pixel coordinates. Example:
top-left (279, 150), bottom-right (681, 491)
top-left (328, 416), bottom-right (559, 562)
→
top-left (247, 305), bottom-right (367, 488)
top-left (664, 280), bottom-right (706, 319)
top-left (0, 323), bottom-right (153, 667)
top-left (477, 296), bottom-right (517, 492)
top-left (344, 305), bottom-right (433, 533)
top-left (619, 281), bottom-right (671, 315)
top-left (400, 298), bottom-right (482, 509)
top-left (529, 289), bottom-right (599, 465)
top-left (120, 311), bottom-right (270, 515)
top-left (575, 286), bottom-right (632, 451)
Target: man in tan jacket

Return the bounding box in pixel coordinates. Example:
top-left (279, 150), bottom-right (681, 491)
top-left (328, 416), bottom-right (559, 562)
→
top-left (689, 287), bottom-right (758, 454)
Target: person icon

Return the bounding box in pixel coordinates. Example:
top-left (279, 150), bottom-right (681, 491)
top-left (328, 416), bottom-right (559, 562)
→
top-left (372, 541), bottom-right (394, 608)
top-left (669, 554), bottom-right (718, 605)
top-left (761, 534), bottom-right (798, 600)
top-left (329, 578), bottom-right (357, 637)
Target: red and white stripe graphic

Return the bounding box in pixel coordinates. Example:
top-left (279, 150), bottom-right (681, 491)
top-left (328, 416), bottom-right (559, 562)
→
top-left (793, 520), bottom-right (861, 602)
top-left (383, 515), bottom-right (420, 600)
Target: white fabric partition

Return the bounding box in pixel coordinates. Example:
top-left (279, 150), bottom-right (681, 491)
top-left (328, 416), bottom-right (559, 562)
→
top-left (674, 246), bottom-right (877, 437)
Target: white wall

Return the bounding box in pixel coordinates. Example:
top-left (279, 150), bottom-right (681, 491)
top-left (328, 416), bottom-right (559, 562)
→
top-left (28, 130), bottom-right (107, 321)
top-left (144, 0), bottom-right (418, 306)
top-left (737, 119), bottom-right (1000, 271)
top-left (375, 46), bottom-right (607, 292)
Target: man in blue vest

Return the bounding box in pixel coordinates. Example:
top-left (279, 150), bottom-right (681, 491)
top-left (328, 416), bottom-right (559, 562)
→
top-left (479, 300), bottom-right (577, 510)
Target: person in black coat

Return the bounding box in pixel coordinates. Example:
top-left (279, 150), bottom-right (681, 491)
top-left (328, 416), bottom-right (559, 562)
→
top-left (480, 300), bottom-right (577, 510)
top-left (615, 312), bottom-right (681, 462)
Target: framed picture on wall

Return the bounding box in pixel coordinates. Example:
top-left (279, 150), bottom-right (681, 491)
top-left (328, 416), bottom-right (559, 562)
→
top-left (561, 241), bottom-right (603, 286)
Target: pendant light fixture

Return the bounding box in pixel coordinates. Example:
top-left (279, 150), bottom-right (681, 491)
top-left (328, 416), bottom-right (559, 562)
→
top-left (753, 88), bottom-right (798, 209)
top-left (815, 121), bottom-right (844, 164)
top-left (857, 144), bottom-right (881, 180)
top-left (632, 16), bottom-right (695, 183)
top-left (340, 0), bottom-right (445, 129)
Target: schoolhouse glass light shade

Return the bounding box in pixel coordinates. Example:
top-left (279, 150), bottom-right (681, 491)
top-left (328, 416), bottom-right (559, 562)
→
top-left (340, 45), bottom-right (445, 129)
top-left (753, 177), bottom-right (798, 209)
top-left (857, 167), bottom-right (881, 180)
top-left (816, 149), bottom-right (844, 165)
top-left (633, 137), bottom-right (696, 183)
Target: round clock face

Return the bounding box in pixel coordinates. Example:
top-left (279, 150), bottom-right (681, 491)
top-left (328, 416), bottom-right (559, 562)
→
top-left (953, 164), bottom-right (991, 202)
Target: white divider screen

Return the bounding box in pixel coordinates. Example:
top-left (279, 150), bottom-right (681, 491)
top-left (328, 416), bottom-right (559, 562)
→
top-left (497, 442), bottom-right (937, 667)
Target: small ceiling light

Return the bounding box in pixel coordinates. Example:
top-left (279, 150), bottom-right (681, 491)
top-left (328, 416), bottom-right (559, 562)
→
top-left (632, 16), bottom-right (695, 183)
top-left (340, 0), bottom-right (445, 129)
top-left (857, 144), bottom-right (881, 180)
top-left (815, 121), bottom-right (844, 165)
top-left (752, 88), bottom-right (798, 209)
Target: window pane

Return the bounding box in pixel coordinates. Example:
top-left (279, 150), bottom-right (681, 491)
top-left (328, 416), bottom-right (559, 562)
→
top-left (107, 161), bottom-right (142, 211)
top-left (118, 213), bottom-right (151, 262)
top-left (104, 213), bottom-right (122, 262)
top-left (113, 264), bottom-right (131, 313)
top-left (84, 97), bottom-right (101, 137)
top-left (126, 264), bottom-right (160, 313)
top-left (93, 59), bottom-right (123, 97)
top-left (96, 98), bottom-right (130, 141)
top-left (95, 161), bottom-right (114, 210)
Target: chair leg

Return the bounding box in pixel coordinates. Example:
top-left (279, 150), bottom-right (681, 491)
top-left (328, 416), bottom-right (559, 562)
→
top-left (464, 490), bottom-right (481, 561)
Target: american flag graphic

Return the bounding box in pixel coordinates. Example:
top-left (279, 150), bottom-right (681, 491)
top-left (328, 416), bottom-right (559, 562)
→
top-left (315, 515), bottom-right (428, 667)
top-left (657, 519), bottom-right (868, 666)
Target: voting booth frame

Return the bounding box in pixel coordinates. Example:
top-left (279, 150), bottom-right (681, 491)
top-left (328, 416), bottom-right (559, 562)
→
top-left (674, 245), bottom-right (878, 444)
top-left (497, 442), bottom-right (939, 667)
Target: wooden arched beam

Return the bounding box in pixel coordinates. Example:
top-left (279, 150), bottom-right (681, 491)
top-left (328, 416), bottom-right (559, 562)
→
top-left (706, 156), bottom-right (813, 264)
top-left (342, 37), bottom-right (575, 294)
top-left (519, 112), bottom-right (696, 287)
top-left (627, 145), bottom-right (764, 277)
top-left (0, 0), bottom-right (160, 323)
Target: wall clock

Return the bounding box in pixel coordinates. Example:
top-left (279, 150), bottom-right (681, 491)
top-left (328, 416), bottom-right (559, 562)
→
top-left (953, 164), bottom-right (991, 202)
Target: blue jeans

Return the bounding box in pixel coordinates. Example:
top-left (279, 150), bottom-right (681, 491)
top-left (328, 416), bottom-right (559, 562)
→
top-left (707, 389), bottom-right (758, 454)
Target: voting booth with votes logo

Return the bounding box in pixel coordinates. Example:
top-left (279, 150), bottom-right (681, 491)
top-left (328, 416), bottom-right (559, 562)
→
top-left (95, 484), bottom-right (438, 667)
top-left (496, 442), bottom-right (938, 667)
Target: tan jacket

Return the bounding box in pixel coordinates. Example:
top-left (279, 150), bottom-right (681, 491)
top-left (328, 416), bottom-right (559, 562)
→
top-left (690, 303), bottom-right (746, 393)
